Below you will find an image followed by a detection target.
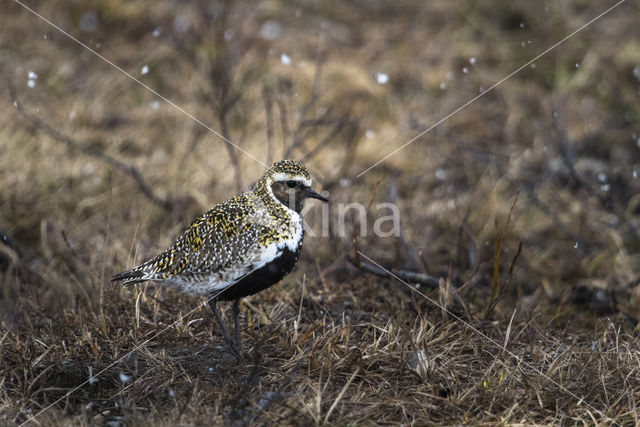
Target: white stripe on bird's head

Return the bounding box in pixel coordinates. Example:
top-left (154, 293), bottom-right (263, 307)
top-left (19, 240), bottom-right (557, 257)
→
top-left (271, 172), bottom-right (312, 187)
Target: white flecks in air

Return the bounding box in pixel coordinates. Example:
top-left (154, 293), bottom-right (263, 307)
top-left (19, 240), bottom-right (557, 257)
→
top-left (435, 168), bottom-right (446, 180)
top-left (119, 372), bottom-right (132, 383)
top-left (340, 178), bottom-right (351, 187)
top-left (69, 111), bottom-right (76, 120)
top-left (141, 65), bottom-right (149, 75)
top-left (479, 86), bottom-right (485, 93)
top-left (375, 72), bottom-right (389, 84)
top-left (597, 173), bottom-right (607, 183)
top-left (439, 82), bottom-right (447, 90)
top-left (260, 20), bottom-right (282, 40)
top-left (520, 22), bottom-right (525, 29)
top-left (469, 57), bottom-right (477, 65)
top-left (43, 34), bottom-right (48, 40)
top-left (462, 67), bottom-right (469, 74)
top-left (633, 170), bottom-right (638, 179)
top-left (151, 101), bottom-right (160, 110)
top-left (575, 63), bottom-right (580, 68)
top-left (530, 63), bottom-right (537, 69)
top-left (280, 53), bottom-right (291, 66)
top-left (573, 242), bottom-right (578, 249)
top-left (173, 14), bottom-right (191, 33)
top-left (152, 27), bottom-right (161, 38)
top-left (169, 389), bottom-right (176, 398)
top-left (600, 184), bottom-right (610, 192)
top-left (28, 71), bottom-right (38, 79)
top-left (365, 130), bottom-right (375, 139)
top-left (27, 79), bottom-right (36, 88)
top-left (445, 71), bottom-right (454, 81)
top-left (13, 100), bottom-right (18, 108)
top-left (79, 11), bottom-right (98, 32)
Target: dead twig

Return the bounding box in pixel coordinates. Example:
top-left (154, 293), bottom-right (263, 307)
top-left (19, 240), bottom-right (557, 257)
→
top-left (300, 118), bottom-right (347, 162)
top-left (9, 85), bottom-right (173, 210)
top-left (283, 45), bottom-right (326, 159)
top-left (263, 86), bottom-right (275, 165)
top-left (388, 172), bottom-right (422, 270)
top-left (347, 256), bottom-right (440, 289)
top-left (353, 177), bottom-right (382, 266)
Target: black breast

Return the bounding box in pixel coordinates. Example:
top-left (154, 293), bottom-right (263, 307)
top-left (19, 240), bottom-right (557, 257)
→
top-left (215, 246), bottom-right (301, 301)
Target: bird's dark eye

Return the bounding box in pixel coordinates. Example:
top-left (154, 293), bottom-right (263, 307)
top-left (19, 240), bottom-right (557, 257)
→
top-left (286, 180), bottom-right (297, 188)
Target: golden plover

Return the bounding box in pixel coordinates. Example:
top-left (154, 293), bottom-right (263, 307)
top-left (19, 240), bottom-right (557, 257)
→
top-left (111, 160), bottom-right (328, 356)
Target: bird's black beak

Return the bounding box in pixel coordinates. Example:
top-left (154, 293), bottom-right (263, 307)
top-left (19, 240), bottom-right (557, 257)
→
top-left (305, 187), bottom-right (328, 202)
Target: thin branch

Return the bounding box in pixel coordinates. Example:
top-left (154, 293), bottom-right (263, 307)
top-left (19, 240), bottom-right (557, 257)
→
top-left (300, 119), bottom-right (346, 162)
top-left (347, 256), bottom-right (441, 289)
top-left (263, 86), bottom-right (275, 165)
top-left (9, 85), bottom-right (172, 210)
top-left (284, 47), bottom-right (326, 159)
top-left (275, 83), bottom-right (291, 155)
top-left (388, 172), bottom-right (423, 270)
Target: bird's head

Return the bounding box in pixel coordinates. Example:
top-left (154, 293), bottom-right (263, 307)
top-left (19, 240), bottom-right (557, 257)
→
top-left (260, 160), bottom-right (328, 213)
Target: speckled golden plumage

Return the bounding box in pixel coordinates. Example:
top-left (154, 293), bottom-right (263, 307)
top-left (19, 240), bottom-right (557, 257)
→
top-left (111, 160), bottom-right (326, 299)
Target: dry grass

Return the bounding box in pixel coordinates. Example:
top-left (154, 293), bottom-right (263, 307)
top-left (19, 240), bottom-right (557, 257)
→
top-left (2, 0), bottom-right (640, 424)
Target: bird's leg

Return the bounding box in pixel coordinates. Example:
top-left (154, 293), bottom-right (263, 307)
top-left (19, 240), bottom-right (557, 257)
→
top-left (210, 301), bottom-right (242, 359)
top-left (233, 299), bottom-right (241, 353)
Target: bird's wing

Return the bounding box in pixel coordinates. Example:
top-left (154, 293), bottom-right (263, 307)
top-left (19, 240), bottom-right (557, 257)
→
top-left (112, 194), bottom-right (278, 286)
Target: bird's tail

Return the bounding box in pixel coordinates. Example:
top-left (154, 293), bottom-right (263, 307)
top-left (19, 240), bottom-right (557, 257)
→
top-left (111, 267), bottom-right (147, 286)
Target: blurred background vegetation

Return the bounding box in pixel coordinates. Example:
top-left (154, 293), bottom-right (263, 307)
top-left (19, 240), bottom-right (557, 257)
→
top-left (1, 0), bottom-right (640, 424)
